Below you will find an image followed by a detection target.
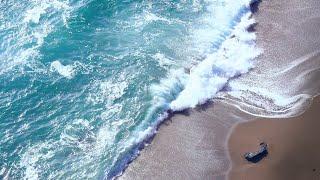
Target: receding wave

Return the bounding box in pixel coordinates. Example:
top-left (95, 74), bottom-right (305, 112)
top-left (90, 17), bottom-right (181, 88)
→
top-left (218, 49), bottom-right (320, 118)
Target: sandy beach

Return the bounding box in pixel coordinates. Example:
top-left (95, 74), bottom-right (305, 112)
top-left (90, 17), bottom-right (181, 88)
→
top-left (120, 101), bottom-right (253, 180)
top-left (228, 0), bottom-right (320, 179)
top-left (120, 0), bottom-right (320, 179)
top-left (228, 96), bottom-right (320, 180)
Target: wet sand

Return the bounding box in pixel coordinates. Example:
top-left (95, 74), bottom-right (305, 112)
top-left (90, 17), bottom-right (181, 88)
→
top-left (228, 96), bottom-right (320, 180)
top-left (120, 0), bottom-right (320, 179)
top-left (228, 0), bottom-right (320, 179)
top-left (120, 101), bottom-right (254, 180)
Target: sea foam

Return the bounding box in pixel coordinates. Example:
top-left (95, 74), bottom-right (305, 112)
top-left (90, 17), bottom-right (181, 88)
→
top-left (2, 0), bottom-right (262, 179)
top-left (50, 60), bottom-right (75, 79)
top-left (111, 0), bottom-right (261, 177)
top-left (0, 0), bottom-right (77, 76)
top-left (170, 12), bottom-right (261, 111)
top-left (149, 0), bottom-right (261, 111)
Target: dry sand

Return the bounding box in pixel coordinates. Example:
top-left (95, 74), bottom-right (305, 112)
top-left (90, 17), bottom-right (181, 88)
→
top-left (120, 101), bottom-right (253, 180)
top-left (228, 96), bottom-right (320, 180)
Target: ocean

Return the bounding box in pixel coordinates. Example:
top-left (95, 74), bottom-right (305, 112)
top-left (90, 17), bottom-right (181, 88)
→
top-left (0, 0), bottom-right (259, 179)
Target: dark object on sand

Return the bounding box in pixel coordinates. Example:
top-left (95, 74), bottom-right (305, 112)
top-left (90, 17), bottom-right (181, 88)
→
top-left (244, 142), bottom-right (268, 163)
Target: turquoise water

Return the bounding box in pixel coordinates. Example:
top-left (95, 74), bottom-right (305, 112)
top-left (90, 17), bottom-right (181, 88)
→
top-left (0, 0), bottom-right (257, 179)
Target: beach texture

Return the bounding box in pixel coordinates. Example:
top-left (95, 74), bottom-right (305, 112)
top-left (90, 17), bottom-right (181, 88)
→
top-left (228, 0), bottom-right (320, 179)
top-left (228, 96), bottom-right (320, 180)
top-left (120, 101), bottom-right (253, 180)
top-left (121, 0), bottom-right (320, 179)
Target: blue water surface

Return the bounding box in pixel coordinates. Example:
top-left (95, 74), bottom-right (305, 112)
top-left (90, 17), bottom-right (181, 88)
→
top-left (0, 0), bottom-right (206, 179)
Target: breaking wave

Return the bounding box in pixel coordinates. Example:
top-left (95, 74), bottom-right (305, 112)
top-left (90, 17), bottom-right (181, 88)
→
top-left (152, 0), bottom-right (261, 112)
top-left (0, 0), bottom-right (274, 179)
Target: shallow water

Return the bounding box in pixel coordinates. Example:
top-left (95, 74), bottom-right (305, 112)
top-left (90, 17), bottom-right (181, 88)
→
top-left (0, 0), bottom-right (258, 179)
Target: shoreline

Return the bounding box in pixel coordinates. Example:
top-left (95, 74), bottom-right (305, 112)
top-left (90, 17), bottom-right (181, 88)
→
top-left (228, 96), bottom-right (320, 180)
top-left (117, 1), bottom-right (261, 179)
top-left (119, 0), bottom-right (320, 179)
top-left (119, 100), bottom-right (253, 180)
top-left (227, 0), bottom-right (320, 179)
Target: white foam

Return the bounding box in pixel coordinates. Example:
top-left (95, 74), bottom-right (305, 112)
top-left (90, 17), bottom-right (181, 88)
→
top-left (94, 124), bottom-right (117, 154)
top-left (151, 69), bottom-right (187, 100)
top-left (50, 60), bottom-right (75, 79)
top-left (170, 11), bottom-right (261, 111)
top-left (24, 5), bottom-right (48, 24)
top-left (130, 10), bottom-right (184, 30)
top-left (220, 92), bottom-right (312, 118)
top-left (143, 11), bottom-right (171, 23)
top-left (20, 142), bottom-right (54, 180)
top-left (189, 0), bottom-right (255, 55)
top-left (0, 0), bottom-right (75, 75)
top-left (86, 79), bottom-right (128, 106)
top-left (153, 53), bottom-right (175, 68)
top-left (100, 81), bottom-right (128, 102)
top-left (146, 0), bottom-right (262, 112)
top-left (24, 0), bottom-right (71, 24)
top-left (218, 40), bottom-right (320, 118)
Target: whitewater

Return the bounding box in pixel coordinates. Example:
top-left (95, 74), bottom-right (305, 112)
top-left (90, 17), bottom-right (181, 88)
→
top-left (0, 0), bottom-right (265, 179)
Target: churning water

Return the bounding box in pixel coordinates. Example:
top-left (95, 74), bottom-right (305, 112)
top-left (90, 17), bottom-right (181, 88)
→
top-left (0, 0), bottom-right (259, 179)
